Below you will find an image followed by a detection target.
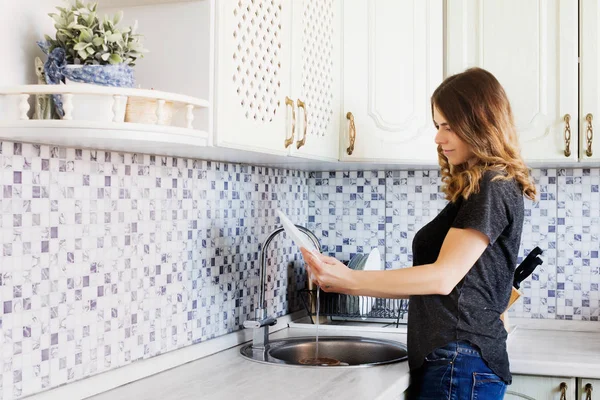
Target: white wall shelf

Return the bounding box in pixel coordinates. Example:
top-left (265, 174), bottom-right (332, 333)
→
top-left (0, 85), bottom-right (209, 110)
top-left (0, 120), bottom-right (210, 158)
top-left (0, 84), bottom-right (210, 158)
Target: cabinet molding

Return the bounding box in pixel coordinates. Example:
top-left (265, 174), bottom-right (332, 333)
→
top-left (446, 0), bottom-right (578, 163)
top-left (340, 0), bottom-right (442, 164)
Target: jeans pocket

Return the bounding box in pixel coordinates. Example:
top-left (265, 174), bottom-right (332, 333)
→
top-left (424, 347), bottom-right (456, 363)
top-left (471, 372), bottom-right (507, 400)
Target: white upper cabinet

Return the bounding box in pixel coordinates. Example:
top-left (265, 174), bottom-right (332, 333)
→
top-left (339, 0), bottom-right (443, 164)
top-left (580, 0), bottom-right (600, 162)
top-left (446, 0), bottom-right (579, 164)
top-left (214, 0), bottom-right (294, 156)
top-left (506, 375), bottom-right (575, 400)
top-left (288, 0), bottom-right (341, 161)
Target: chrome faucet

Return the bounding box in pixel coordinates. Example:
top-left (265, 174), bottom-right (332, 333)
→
top-left (242, 224), bottom-right (321, 349)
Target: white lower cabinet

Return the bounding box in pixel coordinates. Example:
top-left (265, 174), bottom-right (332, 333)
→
top-left (398, 375), bottom-right (598, 399)
top-left (506, 375), bottom-right (576, 400)
top-left (577, 378), bottom-right (599, 400)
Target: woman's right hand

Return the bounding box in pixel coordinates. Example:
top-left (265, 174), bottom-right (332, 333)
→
top-left (300, 248), bottom-right (358, 294)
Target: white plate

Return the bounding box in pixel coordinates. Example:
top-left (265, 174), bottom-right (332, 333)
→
top-left (276, 210), bottom-right (320, 257)
top-left (363, 248), bottom-right (382, 272)
top-left (360, 247), bottom-right (382, 315)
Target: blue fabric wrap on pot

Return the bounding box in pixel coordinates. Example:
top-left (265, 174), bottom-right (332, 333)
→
top-left (37, 42), bottom-right (135, 118)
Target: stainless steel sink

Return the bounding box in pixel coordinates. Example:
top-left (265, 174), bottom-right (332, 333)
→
top-left (240, 336), bottom-right (408, 367)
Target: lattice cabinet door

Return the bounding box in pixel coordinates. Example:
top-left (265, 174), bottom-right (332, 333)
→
top-left (340, 0), bottom-right (443, 164)
top-left (214, 0), bottom-right (294, 155)
top-left (288, 0), bottom-right (341, 161)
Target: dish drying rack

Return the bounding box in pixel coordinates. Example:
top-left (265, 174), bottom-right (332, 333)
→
top-left (298, 289), bottom-right (409, 328)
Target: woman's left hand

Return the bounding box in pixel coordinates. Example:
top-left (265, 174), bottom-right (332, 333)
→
top-left (300, 248), bottom-right (358, 294)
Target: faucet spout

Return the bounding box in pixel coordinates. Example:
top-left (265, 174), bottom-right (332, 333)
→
top-left (244, 223), bottom-right (321, 349)
top-left (258, 225), bottom-right (321, 310)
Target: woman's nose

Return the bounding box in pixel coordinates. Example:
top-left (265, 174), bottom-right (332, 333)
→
top-left (435, 129), bottom-right (446, 145)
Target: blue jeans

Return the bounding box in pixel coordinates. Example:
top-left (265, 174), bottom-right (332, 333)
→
top-left (407, 341), bottom-right (507, 400)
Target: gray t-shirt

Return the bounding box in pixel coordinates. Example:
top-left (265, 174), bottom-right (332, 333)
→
top-left (407, 170), bottom-right (524, 384)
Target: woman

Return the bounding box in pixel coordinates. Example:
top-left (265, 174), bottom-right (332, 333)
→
top-left (300, 67), bottom-right (537, 399)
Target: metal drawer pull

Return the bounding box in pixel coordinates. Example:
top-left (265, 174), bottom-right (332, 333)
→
top-left (346, 112), bottom-right (356, 155)
top-left (296, 99), bottom-right (307, 149)
top-left (586, 113), bottom-right (594, 157)
top-left (560, 382), bottom-right (567, 400)
top-left (284, 96), bottom-right (295, 148)
top-left (586, 383), bottom-right (593, 400)
top-left (564, 114), bottom-right (572, 157)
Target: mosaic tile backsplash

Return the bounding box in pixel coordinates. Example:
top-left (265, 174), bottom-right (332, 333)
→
top-left (1, 139), bottom-right (599, 399)
top-left (308, 168), bottom-right (600, 322)
top-left (0, 141), bottom-right (309, 400)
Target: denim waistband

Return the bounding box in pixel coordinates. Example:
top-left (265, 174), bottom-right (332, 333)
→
top-left (441, 340), bottom-right (482, 357)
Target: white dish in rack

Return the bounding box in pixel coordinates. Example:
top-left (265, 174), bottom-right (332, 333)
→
top-left (359, 247), bottom-right (383, 315)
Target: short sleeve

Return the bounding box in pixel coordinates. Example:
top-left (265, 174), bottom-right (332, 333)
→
top-left (452, 172), bottom-right (516, 245)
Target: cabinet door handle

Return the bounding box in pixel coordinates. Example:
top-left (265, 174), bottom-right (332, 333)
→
top-left (346, 112), bottom-right (356, 155)
top-left (586, 383), bottom-right (593, 400)
top-left (284, 96), bottom-right (295, 148)
top-left (560, 382), bottom-right (567, 400)
top-left (586, 113), bottom-right (594, 157)
top-left (296, 99), bottom-right (307, 149)
top-left (563, 114), bottom-right (572, 157)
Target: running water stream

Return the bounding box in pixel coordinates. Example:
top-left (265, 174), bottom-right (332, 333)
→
top-left (298, 285), bottom-right (342, 366)
top-left (315, 286), bottom-right (320, 360)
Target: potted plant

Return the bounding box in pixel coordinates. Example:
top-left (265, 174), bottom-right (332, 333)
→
top-left (39, 0), bottom-right (147, 122)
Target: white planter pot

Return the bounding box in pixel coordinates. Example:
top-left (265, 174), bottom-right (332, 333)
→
top-left (64, 65), bottom-right (127, 123)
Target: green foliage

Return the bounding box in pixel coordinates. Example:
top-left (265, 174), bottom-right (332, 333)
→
top-left (45, 0), bottom-right (148, 66)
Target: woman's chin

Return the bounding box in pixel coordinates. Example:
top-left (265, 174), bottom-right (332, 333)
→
top-left (448, 160), bottom-right (469, 167)
top-left (440, 153), bottom-right (470, 166)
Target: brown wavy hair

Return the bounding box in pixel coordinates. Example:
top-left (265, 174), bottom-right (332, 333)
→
top-left (432, 67), bottom-right (537, 202)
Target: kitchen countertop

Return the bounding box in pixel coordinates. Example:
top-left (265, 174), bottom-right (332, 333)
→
top-left (87, 327), bottom-right (411, 400)
top-left (508, 327), bottom-right (600, 379)
top-left (86, 324), bottom-right (600, 400)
